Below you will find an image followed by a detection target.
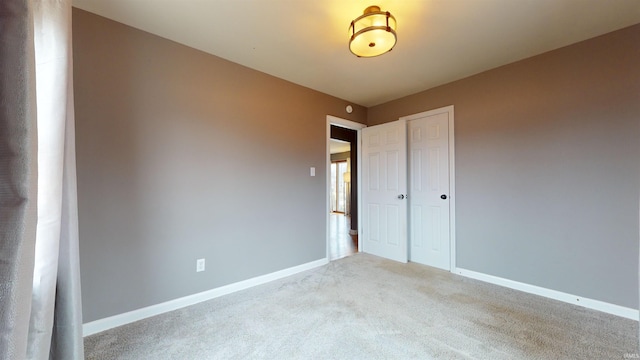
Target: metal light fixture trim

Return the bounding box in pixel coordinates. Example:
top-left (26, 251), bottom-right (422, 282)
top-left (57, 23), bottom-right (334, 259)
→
top-left (349, 5), bottom-right (397, 58)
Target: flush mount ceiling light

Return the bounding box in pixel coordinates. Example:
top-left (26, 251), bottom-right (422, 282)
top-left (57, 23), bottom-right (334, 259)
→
top-left (349, 5), bottom-right (397, 58)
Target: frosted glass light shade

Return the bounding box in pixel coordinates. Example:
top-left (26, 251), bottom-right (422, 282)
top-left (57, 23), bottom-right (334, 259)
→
top-left (349, 6), bottom-right (397, 58)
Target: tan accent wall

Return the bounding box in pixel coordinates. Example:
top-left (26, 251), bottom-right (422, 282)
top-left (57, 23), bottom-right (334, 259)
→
top-left (73, 8), bottom-right (366, 322)
top-left (369, 24), bottom-right (640, 308)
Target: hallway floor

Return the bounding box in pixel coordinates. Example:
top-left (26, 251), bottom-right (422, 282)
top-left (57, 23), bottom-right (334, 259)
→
top-left (329, 213), bottom-right (357, 260)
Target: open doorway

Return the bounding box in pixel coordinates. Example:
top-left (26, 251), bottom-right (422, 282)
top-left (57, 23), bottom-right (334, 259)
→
top-left (329, 139), bottom-right (356, 260)
top-left (326, 116), bottom-right (365, 261)
top-left (327, 120), bottom-right (363, 260)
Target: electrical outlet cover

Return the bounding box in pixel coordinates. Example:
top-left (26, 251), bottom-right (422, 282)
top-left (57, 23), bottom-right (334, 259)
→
top-left (196, 258), bottom-right (205, 272)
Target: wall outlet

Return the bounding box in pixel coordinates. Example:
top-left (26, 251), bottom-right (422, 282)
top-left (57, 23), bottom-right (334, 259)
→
top-left (196, 258), bottom-right (205, 272)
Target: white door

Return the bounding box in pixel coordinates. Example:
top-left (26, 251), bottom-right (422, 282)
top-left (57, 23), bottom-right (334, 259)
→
top-left (407, 110), bottom-right (451, 270)
top-left (361, 119), bottom-right (408, 263)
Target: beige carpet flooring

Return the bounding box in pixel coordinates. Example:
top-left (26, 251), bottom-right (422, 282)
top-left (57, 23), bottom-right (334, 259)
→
top-left (85, 254), bottom-right (638, 359)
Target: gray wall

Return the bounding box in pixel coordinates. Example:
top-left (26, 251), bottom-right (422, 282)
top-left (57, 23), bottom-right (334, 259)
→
top-left (369, 25), bottom-right (640, 309)
top-left (72, 9), bottom-right (366, 322)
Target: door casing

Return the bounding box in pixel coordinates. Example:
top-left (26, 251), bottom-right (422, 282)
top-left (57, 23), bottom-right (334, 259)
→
top-left (326, 116), bottom-right (366, 259)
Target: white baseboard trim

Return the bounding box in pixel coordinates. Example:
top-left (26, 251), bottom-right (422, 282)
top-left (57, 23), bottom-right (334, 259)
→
top-left (454, 267), bottom-right (638, 321)
top-left (83, 258), bottom-right (329, 337)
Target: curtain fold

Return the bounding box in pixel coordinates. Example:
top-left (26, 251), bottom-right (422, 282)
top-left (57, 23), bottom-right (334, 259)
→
top-left (29, 1), bottom-right (84, 359)
top-left (0, 0), bottom-right (39, 358)
top-left (1, 0), bottom-right (83, 359)
top-left (51, 33), bottom-right (84, 358)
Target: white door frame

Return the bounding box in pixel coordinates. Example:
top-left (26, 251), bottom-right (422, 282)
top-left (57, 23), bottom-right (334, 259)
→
top-left (326, 115), bottom-right (366, 259)
top-left (399, 105), bottom-right (456, 270)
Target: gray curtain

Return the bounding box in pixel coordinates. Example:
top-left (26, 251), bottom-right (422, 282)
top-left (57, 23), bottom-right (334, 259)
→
top-left (1, 0), bottom-right (84, 359)
top-left (0, 0), bottom-right (39, 357)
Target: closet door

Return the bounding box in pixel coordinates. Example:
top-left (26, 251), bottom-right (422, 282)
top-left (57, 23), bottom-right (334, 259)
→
top-left (407, 110), bottom-right (451, 270)
top-left (361, 119), bottom-right (408, 263)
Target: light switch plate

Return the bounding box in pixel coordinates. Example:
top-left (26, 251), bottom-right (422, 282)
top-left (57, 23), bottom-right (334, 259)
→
top-left (310, 167), bottom-right (315, 176)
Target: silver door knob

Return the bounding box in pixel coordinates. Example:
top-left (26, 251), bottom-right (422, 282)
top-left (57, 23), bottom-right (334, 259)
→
top-left (398, 194), bottom-right (405, 199)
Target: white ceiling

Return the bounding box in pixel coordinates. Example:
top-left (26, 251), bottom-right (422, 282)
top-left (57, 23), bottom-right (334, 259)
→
top-left (72, 0), bottom-right (640, 107)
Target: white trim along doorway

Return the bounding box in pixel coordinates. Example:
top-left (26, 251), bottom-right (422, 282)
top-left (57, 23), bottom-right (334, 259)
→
top-left (326, 115), bottom-right (366, 260)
